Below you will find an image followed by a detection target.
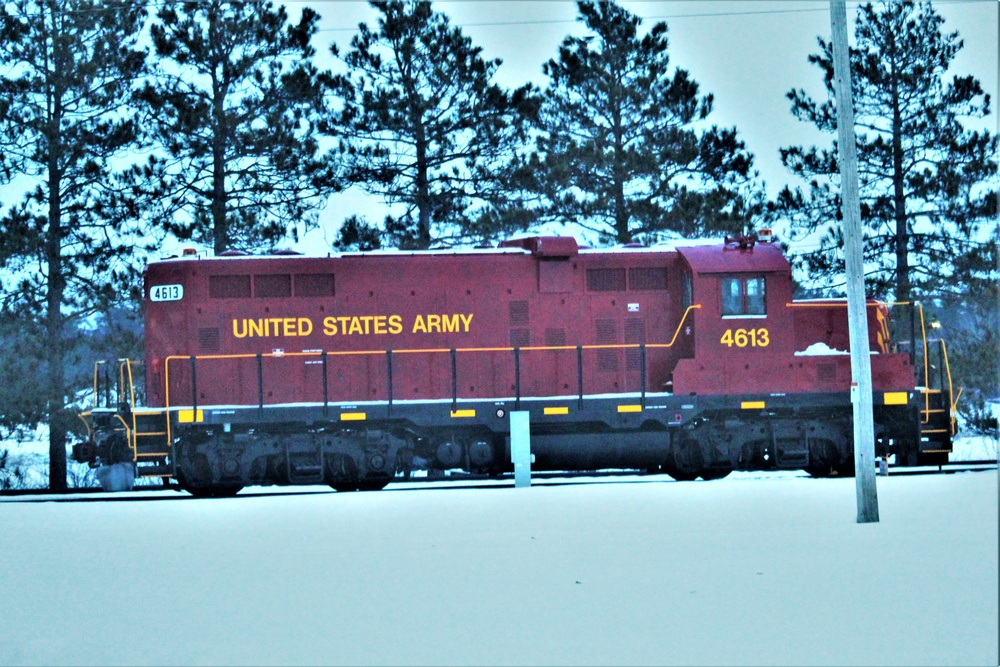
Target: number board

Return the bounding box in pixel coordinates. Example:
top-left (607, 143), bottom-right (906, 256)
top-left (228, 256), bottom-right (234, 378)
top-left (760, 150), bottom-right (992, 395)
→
top-left (149, 284), bottom-right (184, 302)
top-left (720, 327), bottom-right (770, 348)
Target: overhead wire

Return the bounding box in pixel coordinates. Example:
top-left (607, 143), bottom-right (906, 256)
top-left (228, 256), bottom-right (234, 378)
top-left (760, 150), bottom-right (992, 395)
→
top-left (2, 0), bottom-right (993, 26)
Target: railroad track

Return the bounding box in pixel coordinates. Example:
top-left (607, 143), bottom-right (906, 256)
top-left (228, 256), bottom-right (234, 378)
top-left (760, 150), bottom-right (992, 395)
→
top-left (2, 460), bottom-right (996, 497)
top-left (883, 459), bottom-right (998, 476)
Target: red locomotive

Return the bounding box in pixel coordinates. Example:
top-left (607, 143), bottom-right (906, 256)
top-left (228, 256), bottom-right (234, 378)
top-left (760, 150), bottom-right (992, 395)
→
top-left (75, 235), bottom-right (956, 495)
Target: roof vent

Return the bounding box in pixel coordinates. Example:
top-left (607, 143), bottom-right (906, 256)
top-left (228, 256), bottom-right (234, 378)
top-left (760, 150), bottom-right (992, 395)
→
top-left (498, 236), bottom-right (578, 258)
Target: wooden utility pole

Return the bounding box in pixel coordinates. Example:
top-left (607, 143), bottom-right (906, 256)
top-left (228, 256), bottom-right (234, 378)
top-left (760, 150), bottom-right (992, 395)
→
top-left (829, 0), bottom-right (879, 523)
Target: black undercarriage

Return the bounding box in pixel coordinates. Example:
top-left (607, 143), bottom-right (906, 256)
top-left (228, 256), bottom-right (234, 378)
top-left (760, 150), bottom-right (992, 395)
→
top-left (75, 390), bottom-right (949, 496)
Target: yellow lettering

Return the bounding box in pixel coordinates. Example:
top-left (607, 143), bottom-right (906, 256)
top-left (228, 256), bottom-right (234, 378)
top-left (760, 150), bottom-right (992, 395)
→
top-left (322, 314), bottom-right (408, 335)
top-left (426, 314), bottom-right (441, 333)
top-left (459, 313), bottom-right (473, 332)
top-left (298, 318), bottom-right (313, 337)
top-left (412, 315), bottom-right (426, 333)
top-left (249, 319), bottom-right (265, 337)
top-left (232, 319), bottom-right (248, 338)
top-left (282, 318), bottom-right (295, 336)
top-left (441, 314), bottom-right (460, 333)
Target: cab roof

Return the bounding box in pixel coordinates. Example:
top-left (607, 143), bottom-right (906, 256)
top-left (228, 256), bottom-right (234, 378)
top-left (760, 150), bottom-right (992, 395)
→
top-left (677, 241), bottom-right (788, 274)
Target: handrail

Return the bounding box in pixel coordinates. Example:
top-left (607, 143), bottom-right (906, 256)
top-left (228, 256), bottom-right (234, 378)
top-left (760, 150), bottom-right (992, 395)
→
top-left (113, 414), bottom-right (132, 458)
top-left (940, 339), bottom-right (960, 436)
top-left (77, 412), bottom-right (92, 440)
top-left (92, 363), bottom-right (100, 410)
top-left (785, 300), bottom-right (906, 308)
top-left (123, 359), bottom-right (138, 457)
top-left (916, 302), bottom-right (932, 424)
top-left (161, 304), bottom-right (703, 440)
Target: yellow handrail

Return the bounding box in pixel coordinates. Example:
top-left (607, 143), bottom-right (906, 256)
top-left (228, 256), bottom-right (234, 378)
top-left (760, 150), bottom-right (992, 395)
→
top-left (77, 412), bottom-right (92, 440)
top-left (123, 359), bottom-right (138, 457)
top-left (940, 339), bottom-right (961, 436)
top-left (91, 363), bottom-right (100, 410)
top-left (161, 304), bottom-right (703, 443)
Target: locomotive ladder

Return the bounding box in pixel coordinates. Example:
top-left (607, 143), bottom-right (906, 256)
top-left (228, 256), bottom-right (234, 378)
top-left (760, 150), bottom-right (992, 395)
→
top-left (910, 304), bottom-right (959, 459)
top-left (131, 409), bottom-right (172, 479)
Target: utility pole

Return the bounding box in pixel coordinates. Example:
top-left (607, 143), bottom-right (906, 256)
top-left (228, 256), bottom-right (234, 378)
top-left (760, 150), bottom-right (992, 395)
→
top-left (829, 0), bottom-right (879, 523)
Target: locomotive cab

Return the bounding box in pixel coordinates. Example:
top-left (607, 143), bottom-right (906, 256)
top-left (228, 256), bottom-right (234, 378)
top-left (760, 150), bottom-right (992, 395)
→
top-left (671, 238), bottom-right (796, 395)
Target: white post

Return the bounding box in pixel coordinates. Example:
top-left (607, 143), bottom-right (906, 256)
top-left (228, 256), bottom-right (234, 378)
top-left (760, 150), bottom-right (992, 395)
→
top-left (830, 0), bottom-right (879, 523)
top-left (510, 411), bottom-right (531, 488)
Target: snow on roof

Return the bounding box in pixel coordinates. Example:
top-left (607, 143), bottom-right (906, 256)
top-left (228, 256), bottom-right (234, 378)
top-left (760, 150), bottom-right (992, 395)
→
top-left (794, 342), bottom-right (849, 356)
top-left (153, 236), bottom-right (787, 264)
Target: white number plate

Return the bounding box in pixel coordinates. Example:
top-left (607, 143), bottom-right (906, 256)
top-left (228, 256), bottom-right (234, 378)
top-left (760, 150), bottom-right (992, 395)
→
top-left (150, 284), bottom-right (184, 302)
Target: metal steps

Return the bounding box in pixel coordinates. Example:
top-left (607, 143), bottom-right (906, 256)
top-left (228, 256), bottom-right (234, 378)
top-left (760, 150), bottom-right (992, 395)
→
top-left (131, 410), bottom-right (172, 477)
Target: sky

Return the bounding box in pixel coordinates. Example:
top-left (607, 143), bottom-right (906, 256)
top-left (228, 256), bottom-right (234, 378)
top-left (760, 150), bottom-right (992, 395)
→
top-left (283, 0), bottom-right (1000, 252)
top-left (1, 466), bottom-right (996, 666)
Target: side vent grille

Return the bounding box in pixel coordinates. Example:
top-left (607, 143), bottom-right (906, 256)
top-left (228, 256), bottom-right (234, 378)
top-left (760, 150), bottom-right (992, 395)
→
top-left (198, 327), bottom-right (221, 353)
top-left (295, 273), bottom-right (335, 297)
top-left (628, 267), bottom-right (668, 291)
top-left (508, 300), bottom-right (529, 325)
top-left (544, 328), bottom-right (567, 347)
top-left (209, 275), bottom-right (251, 299)
top-left (624, 318), bottom-right (646, 371)
top-left (255, 274), bottom-right (291, 298)
top-left (595, 319), bottom-right (619, 372)
top-left (509, 328), bottom-right (531, 348)
top-left (817, 363), bottom-right (837, 386)
top-left (587, 268), bottom-right (626, 292)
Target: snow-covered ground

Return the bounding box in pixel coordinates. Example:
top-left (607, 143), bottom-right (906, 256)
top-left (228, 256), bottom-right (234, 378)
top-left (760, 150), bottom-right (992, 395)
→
top-left (1, 467), bottom-right (997, 666)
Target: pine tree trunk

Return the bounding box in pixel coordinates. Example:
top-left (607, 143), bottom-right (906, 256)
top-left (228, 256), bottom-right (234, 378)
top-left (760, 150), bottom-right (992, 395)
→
top-left (211, 64), bottom-right (228, 255)
top-left (46, 93), bottom-right (67, 492)
top-left (415, 122), bottom-right (431, 249)
top-left (889, 34), bottom-right (910, 304)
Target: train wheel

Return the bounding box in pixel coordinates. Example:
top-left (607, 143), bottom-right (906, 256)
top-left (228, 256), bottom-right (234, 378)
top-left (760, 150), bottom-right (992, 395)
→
top-left (804, 465), bottom-right (834, 478)
top-left (699, 469), bottom-right (732, 481)
top-left (326, 453), bottom-right (360, 492)
top-left (357, 477), bottom-right (390, 492)
top-left (664, 438), bottom-right (704, 481)
top-left (330, 484), bottom-right (359, 493)
top-left (183, 484), bottom-right (244, 498)
top-left (833, 462), bottom-right (856, 477)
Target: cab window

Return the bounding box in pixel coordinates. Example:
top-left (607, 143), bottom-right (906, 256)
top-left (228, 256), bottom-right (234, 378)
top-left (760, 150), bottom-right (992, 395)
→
top-left (721, 276), bottom-right (765, 316)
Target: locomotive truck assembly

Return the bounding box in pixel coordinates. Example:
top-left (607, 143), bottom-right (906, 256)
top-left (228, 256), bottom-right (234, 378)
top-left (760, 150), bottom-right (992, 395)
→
top-left (74, 234), bottom-right (958, 496)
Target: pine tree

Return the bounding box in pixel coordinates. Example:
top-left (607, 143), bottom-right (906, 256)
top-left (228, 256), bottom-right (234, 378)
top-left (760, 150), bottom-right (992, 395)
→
top-left (522, 0), bottom-right (759, 246)
top-left (138, 0), bottom-right (337, 255)
top-left (778, 0), bottom-right (998, 302)
top-left (326, 0), bottom-right (538, 249)
top-left (0, 0), bottom-right (148, 491)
